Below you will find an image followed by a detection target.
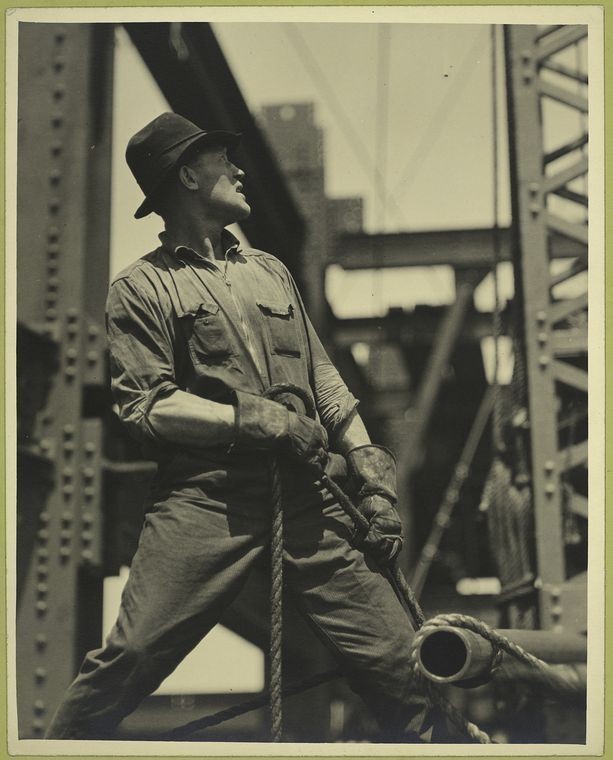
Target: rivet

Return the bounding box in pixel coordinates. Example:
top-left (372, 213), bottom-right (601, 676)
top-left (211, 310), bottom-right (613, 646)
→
top-left (539, 355), bottom-right (549, 368)
top-left (87, 325), bottom-right (99, 339)
top-left (54, 32), bottom-right (66, 44)
top-left (521, 50), bottom-right (531, 63)
top-left (45, 308), bottom-right (58, 321)
top-left (32, 719), bottom-right (45, 733)
top-left (36, 565), bottom-right (48, 579)
top-left (545, 483), bottom-right (556, 495)
top-left (45, 296), bottom-right (57, 310)
top-left (536, 310), bottom-right (547, 324)
top-left (61, 510), bottom-right (72, 525)
top-left (528, 182), bottom-right (539, 195)
top-left (82, 549), bottom-right (94, 562)
top-left (65, 366), bottom-right (77, 379)
top-left (537, 331), bottom-right (547, 345)
top-left (47, 243), bottom-right (60, 258)
top-left (39, 439), bottom-right (51, 453)
top-left (529, 202), bottom-right (540, 216)
top-left (82, 530), bottom-right (93, 544)
top-left (66, 309), bottom-right (78, 323)
top-left (51, 114), bottom-right (63, 129)
top-left (48, 198), bottom-right (61, 214)
top-left (60, 528), bottom-right (72, 541)
top-left (34, 667), bottom-right (47, 682)
top-left (59, 546), bottom-right (71, 560)
top-left (63, 441), bottom-right (75, 455)
top-left (47, 276), bottom-right (60, 291)
top-left (47, 262), bottom-right (58, 276)
top-left (35, 601), bottom-right (47, 615)
top-left (544, 460), bottom-right (555, 473)
top-left (36, 582), bottom-right (48, 595)
top-left (35, 634), bottom-right (48, 650)
top-left (62, 467), bottom-right (73, 480)
top-left (51, 141), bottom-right (63, 157)
top-left (551, 587), bottom-right (561, 599)
top-left (36, 547), bottom-right (49, 561)
top-left (86, 350), bottom-right (98, 365)
top-left (551, 605), bottom-right (563, 618)
top-left (52, 57), bottom-right (65, 73)
top-left (66, 347), bottom-right (77, 361)
top-left (36, 528), bottom-right (49, 542)
top-left (49, 169), bottom-right (62, 186)
top-left (33, 699), bottom-right (46, 714)
top-left (47, 226), bottom-right (60, 242)
top-left (53, 84), bottom-right (65, 100)
top-left (82, 512), bottom-right (94, 525)
top-left (83, 486), bottom-right (96, 499)
top-left (39, 511), bottom-right (50, 524)
top-left (83, 467), bottom-right (95, 481)
top-left (62, 483), bottom-right (74, 497)
top-left (523, 73), bottom-right (533, 84)
top-left (84, 442), bottom-right (96, 455)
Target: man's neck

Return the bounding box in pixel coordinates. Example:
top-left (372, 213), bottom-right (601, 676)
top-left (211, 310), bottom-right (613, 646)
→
top-left (165, 215), bottom-right (226, 261)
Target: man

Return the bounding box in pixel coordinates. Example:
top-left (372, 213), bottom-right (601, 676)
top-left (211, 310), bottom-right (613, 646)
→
top-left (46, 112), bottom-right (444, 741)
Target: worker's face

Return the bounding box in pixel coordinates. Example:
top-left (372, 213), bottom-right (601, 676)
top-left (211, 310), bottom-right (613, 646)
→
top-left (183, 146), bottom-right (251, 224)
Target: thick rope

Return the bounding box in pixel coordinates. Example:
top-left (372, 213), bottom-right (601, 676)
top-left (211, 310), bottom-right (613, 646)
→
top-left (321, 473), bottom-right (426, 629)
top-left (269, 459), bottom-right (284, 742)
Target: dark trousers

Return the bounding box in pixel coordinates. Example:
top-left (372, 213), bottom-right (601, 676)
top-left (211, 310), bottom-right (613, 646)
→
top-left (45, 491), bottom-right (445, 741)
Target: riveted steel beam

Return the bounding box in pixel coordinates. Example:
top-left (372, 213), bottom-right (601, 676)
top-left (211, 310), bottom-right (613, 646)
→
top-left (505, 21), bottom-right (589, 640)
top-left (16, 23), bottom-right (113, 737)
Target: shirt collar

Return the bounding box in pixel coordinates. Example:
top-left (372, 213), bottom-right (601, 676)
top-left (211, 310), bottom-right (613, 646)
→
top-left (159, 228), bottom-right (241, 264)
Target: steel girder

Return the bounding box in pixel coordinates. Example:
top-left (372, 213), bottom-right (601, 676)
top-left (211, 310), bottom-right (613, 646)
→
top-left (16, 23), bottom-right (114, 736)
top-left (504, 24), bottom-right (588, 634)
top-left (332, 226), bottom-right (585, 271)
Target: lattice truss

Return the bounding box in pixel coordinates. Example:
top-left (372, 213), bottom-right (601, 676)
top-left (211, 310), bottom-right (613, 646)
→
top-left (500, 24), bottom-right (588, 633)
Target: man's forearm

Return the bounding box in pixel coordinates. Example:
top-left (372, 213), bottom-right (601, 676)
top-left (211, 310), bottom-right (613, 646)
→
top-left (148, 389), bottom-right (236, 448)
top-left (333, 409), bottom-right (371, 455)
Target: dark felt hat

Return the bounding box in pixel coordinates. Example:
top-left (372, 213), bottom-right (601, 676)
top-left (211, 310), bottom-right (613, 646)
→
top-left (126, 112), bottom-right (241, 219)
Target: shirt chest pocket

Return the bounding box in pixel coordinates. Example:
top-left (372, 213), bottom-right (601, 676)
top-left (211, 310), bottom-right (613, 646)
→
top-left (257, 300), bottom-right (302, 358)
top-left (178, 298), bottom-right (234, 365)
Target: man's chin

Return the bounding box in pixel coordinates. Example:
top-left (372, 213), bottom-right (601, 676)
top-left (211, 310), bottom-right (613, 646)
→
top-left (234, 202), bottom-right (252, 221)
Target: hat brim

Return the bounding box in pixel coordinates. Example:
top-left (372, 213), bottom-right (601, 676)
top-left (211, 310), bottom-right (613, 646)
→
top-left (134, 130), bottom-right (242, 219)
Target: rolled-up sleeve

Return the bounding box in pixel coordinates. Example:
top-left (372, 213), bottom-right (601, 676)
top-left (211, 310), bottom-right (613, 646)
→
top-left (306, 322), bottom-right (359, 435)
top-left (106, 274), bottom-right (178, 443)
top-left (282, 267), bottom-right (359, 436)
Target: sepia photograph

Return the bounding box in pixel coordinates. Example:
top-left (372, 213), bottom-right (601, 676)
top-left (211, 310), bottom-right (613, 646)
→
top-left (6, 5), bottom-right (605, 754)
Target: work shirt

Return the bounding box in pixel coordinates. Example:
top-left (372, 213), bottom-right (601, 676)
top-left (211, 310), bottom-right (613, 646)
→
top-left (106, 229), bottom-right (358, 513)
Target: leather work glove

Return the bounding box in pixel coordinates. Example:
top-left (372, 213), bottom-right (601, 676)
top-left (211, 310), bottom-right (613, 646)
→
top-left (346, 444), bottom-right (404, 564)
top-left (234, 390), bottom-right (328, 475)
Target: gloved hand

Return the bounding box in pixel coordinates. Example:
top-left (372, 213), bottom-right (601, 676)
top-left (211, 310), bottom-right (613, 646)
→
top-left (347, 444), bottom-right (404, 564)
top-left (234, 390), bottom-right (328, 475)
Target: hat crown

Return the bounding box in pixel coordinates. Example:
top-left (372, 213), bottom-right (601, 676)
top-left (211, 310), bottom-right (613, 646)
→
top-left (126, 112), bottom-right (202, 172)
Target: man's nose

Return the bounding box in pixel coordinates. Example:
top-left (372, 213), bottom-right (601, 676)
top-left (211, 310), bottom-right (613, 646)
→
top-left (233, 164), bottom-right (245, 179)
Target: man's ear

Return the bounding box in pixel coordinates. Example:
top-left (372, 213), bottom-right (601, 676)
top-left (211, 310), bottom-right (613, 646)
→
top-left (178, 164), bottom-right (198, 190)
